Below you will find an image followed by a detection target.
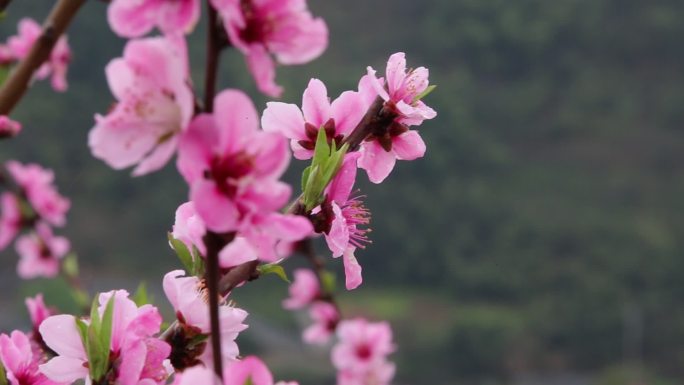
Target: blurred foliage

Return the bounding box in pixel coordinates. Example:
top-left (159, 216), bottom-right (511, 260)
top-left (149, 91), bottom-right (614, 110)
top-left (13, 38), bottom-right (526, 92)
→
top-left (1, 0), bottom-right (684, 384)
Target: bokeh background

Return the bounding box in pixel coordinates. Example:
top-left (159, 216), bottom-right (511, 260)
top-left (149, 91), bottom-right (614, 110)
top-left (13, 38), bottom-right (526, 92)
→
top-left (2, 1), bottom-right (684, 384)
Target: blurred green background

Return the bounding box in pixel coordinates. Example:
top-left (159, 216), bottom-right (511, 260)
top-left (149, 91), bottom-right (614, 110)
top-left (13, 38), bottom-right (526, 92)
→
top-left (2, 1), bottom-right (684, 384)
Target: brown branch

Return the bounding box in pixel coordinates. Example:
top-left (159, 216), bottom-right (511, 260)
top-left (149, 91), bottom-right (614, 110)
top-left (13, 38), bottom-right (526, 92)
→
top-left (203, 0), bottom-right (221, 113)
top-left (341, 96), bottom-right (395, 151)
top-left (203, 230), bottom-right (230, 378)
top-left (0, 0), bottom-right (86, 116)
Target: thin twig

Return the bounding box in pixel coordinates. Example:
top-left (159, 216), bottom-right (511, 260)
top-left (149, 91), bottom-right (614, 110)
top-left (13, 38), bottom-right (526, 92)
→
top-left (203, 0), bottom-right (221, 113)
top-left (0, 0), bottom-right (12, 13)
top-left (203, 231), bottom-right (228, 378)
top-left (0, 0), bottom-right (86, 116)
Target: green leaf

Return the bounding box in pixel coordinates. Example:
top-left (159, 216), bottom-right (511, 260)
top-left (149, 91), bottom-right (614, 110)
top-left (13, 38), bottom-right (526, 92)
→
top-left (244, 377), bottom-right (254, 385)
top-left (74, 318), bottom-right (89, 345)
top-left (320, 270), bottom-right (337, 294)
top-left (301, 165), bottom-right (312, 193)
top-left (257, 263), bottom-right (290, 283)
top-left (132, 282), bottom-right (151, 306)
top-left (168, 233), bottom-right (194, 273)
top-left (99, 296), bottom-right (115, 362)
top-left (412, 84), bottom-right (436, 103)
top-left (312, 128), bottom-right (330, 167)
top-left (0, 359), bottom-right (8, 385)
top-left (0, 66), bottom-right (9, 87)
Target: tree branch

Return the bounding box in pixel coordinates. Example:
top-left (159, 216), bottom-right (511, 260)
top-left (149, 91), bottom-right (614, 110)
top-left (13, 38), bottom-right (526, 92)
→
top-left (0, 0), bottom-right (12, 13)
top-left (203, 1), bottom-right (221, 113)
top-left (0, 0), bottom-right (85, 116)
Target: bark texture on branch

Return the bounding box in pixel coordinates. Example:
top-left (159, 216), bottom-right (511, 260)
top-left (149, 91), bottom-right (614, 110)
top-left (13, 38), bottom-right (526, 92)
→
top-left (0, 0), bottom-right (85, 116)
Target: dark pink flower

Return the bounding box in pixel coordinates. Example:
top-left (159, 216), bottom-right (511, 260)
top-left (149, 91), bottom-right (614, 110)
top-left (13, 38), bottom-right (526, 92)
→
top-left (0, 192), bottom-right (22, 251)
top-left (303, 302), bottom-right (338, 345)
top-left (6, 161), bottom-right (70, 227)
top-left (177, 89), bottom-right (312, 255)
top-left (357, 52), bottom-right (437, 183)
top-left (211, 0), bottom-right (328, 97)
top-left (15, 223), bottom-right (69, 280)
top-left (172, 201), bottom-right (207, 256)
top-left (0, 115), bottom-right (22, 138)
top-left (262, 78), bottom-right (365, 159)
top-left (282, 269), bottom-right (319, 310)
top-left (173, 358), bottom-right (299, 385)
top-left (7, 19), bottom-right (70, 92)
top-left (108, 0), bottom-right (200, 37)
top-left (0, 330), bottom-right (63, 385)
top-left (26, 294), bottom-right (53, 331)
top-left (332, 319), bottom-right (396, 385)
top-left (89, 36), bottom-right (193, 176)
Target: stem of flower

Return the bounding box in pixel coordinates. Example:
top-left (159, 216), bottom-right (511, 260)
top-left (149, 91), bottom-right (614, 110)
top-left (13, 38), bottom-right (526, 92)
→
top-left (0, 0), bottom-right (13, 13)
top-left (0, 0), bottom-right (85, 116)
top-left (203, 231), bottom-right (229, 378)
top-left (203, 0), bottom-right (222, 113)
top-left (341, 96), bottom-right (392, 151)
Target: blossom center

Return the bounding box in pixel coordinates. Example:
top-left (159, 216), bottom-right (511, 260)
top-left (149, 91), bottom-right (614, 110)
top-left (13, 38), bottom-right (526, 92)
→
top-left (239, 0), bottom-right (273, 44)
top-left (298, 118), bottom-right (344, 151)
top-left (355, 344), bottom-right (372, 361)
top-left (205, 151), bottom-right (254, 197)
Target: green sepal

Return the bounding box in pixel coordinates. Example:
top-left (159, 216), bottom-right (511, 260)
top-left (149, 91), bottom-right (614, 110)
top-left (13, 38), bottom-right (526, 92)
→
top-left (412, 84), bottom-right (436, 103)
top-left (168, 233), bottom-right (194, 273)
top-left (257, 263), bottom-right (290, 283)
top-left (132, 282), bottom-right (152, 306)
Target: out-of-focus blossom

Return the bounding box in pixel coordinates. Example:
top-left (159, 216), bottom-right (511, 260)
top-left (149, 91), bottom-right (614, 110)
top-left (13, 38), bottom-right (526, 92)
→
top-left (26, 294), bottom-right (53, 331)
top-left (108, 0), bottom-right (200, 37)
top-left (211, 0), bottom-right (328, 97)
top-left (172, 201), bottom-right (207, 256)
top-left (358, 52), bottom-right (436, 183)
top-left (332, 319), bottom-right (396, 385)
top-left (283, 269), bottom-right (320, 310)
top-left (0, 192), bottom-right (22, 251)
top-left (262, 78), bottom-right (365, 159)
top-left (303, 302), bottom-right (338, 345)
top-left (0, 330), bottom-right (64, 385)
top-left (174, 356), bottom-right (299, 385)
top-left (6, 161), bottom-right (70, 227)
top-left (0, 116), bottom-right (22, 138)
top-left (15, 223), bottom-right (69, 279)
top-left (163, 270), bottom-right (248, 369)
top-left (39, 290), bottom-right (170, 385)
top-left (89, 36), bottom-right (193, 176)
top-left (7, 18), bottom-right (71, 92)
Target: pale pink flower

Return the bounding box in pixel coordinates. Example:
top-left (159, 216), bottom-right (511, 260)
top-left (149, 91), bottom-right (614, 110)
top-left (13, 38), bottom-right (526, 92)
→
top-left (332, 319), bottom-right (396, 385)
top-left (172, 201), bottom-right (207, 256)
top-left (211, 0), bottom-right (328, 97)
top-left (0, 330), bottom-right (63, 385)
top-left (0, 192), bottom-right (22, 251)
top-left (163, 270), bottom-right (248, 367)
top-left (89, 35), bottom-right (193, 176)
top-left (0, 115), bottom-right (22, 138)
top-left (7, 18), bottom-right (71, 92)
top-left (358, 52), bottom-right (436, 183)
top-left (108, 0), bottom-right (200, 37)
top-left (262, 78), bottom-right (365, 159)
top-left (283, 269), bottom-right (320, 310)
top-left (303, 302), bottom-right (338, 345)
top-left (174, 359), bottom-right (298, 385)
top-left (177, 90), bottom-right (307, 236)
top-left (342, 247), bottom-right (362, 291)
top-left (6, 161), bottom-right (70, 227)
top-left (39, 290), bottom-right (170, 385)
top-left (15, 223), bottom-right (69, 280)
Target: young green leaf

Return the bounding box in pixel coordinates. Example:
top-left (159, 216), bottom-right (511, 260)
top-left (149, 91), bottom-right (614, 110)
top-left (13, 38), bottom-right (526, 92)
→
top-left (412, 84), bottom-right (436, 103)
top-left (257, 263), bottom-right (290, 283)
top-left (132, 282), bottom-right (151, 306)
top-left (0, 359), bottom-right (8, 385)
top-left (312, 127), bottom-right (331, 167)
top-left (62, 253), bottom-right (80, 278)
top-left (301, 165), bottom-right (312, 193)
top-left (168, 233), bottom-right (194, 273)
top-left (320, 270), bottom-right (337, 294)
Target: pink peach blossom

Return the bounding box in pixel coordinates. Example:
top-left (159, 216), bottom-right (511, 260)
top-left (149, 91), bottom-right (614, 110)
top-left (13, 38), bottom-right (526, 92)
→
top-left (303, 302), bottom-right (338, 345)
top-left (177, 89), bottom-right (312, 253)
top-left (0, 330), bottom-right (63, 385)
top-left (173, 358), bottom-right (298, 385)
top-left (332, 319), bottom-right (396, 385)
top-left (7, 18), bottom-right (70, 92)
top-left (0, 115), bottom-right (22, 138)
top-left (342, 247), bottom-right (363, 291)
top-left (283, 269), bottom-right (320, 310)
top-left (262, 78), bottom-right (365, 159)
top-left (163, 270), bottom-right (248, 365)
top-left (172, 201), bottom-right (207, 256)
top-left (89, 35), bottom-right (193, 176)
top-left (6, 161), bottom-right (70, 227)
top-left (357, 52), bottom-right (436, 183)
top-left (15, 223), bottom-right (69, 280)
top-left (26, 294), bottom-right (53, 331)
top-left (0, 193), bottom-right (22, 251)
top-left (108, 0), bottom-right (200, 37)
top-left (39, 290), bottom-right (170, 385)
top-left (211, 0), bottom-right (328, 97)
